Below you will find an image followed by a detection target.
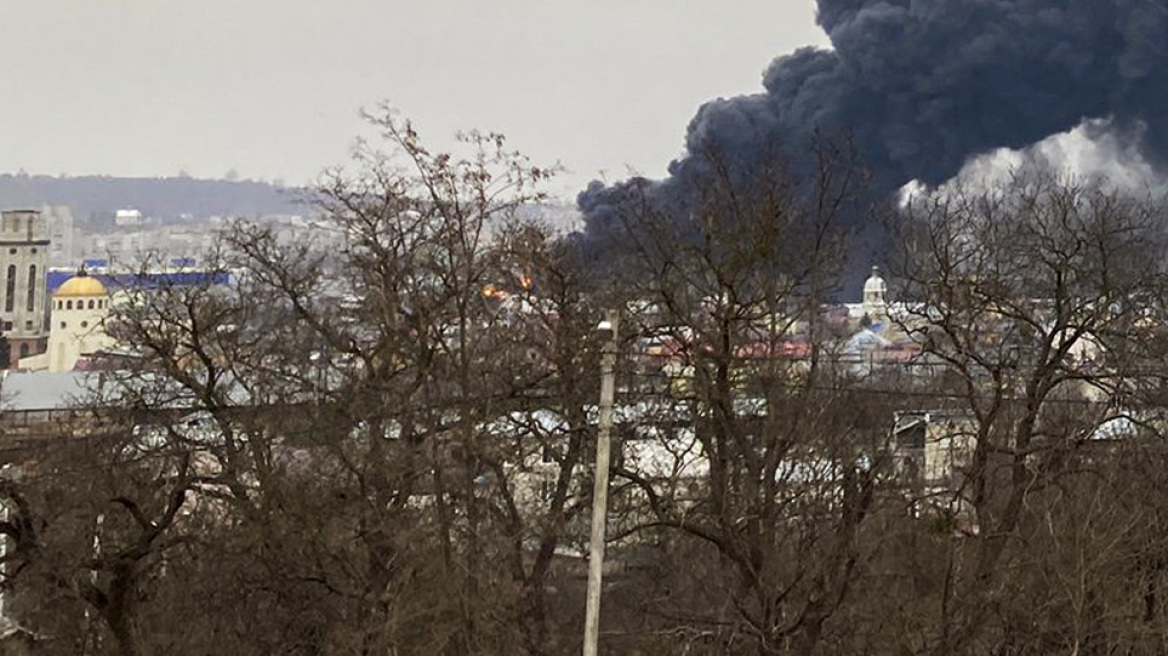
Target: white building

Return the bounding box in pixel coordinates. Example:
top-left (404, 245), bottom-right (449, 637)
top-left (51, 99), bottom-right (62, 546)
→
top-left (20, 271), bottom-right (114, 372)
top-left (78, 224), bottom-right (220, 264)
top-left (114, 209), bottom-right (143, 227)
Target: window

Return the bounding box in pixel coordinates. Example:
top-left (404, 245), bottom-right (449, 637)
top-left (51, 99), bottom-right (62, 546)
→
top-left (87, 299), bottom-right (95, 309)
top-left (80, 321), bottom-right (88, 329)
top-left (2, 321), bottom-right (11, 331)
top-left (23, 321), bottom-right (31, 330)
top-left (29, 248), bottom-right (36, 254)
top-left (66, 300), bottom-right (73, 310)
top-left (4, 265), bottom-right (13, 312)
top-left (59, 322), bottom-right (66, 329)
top-left (896, 422), bottom-right (926, 450)
top-left (18, 343), bottom-right (28, 358)
top-left (25, 265), bottom-right (35, 312)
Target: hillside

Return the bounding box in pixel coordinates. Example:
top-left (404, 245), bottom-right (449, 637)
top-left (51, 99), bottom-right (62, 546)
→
top-left (0, 174), bottom-right (308, 226)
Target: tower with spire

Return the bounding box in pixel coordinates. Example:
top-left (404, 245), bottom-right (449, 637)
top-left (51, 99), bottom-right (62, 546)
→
top-left (862, 265), bottom-right (888, 323)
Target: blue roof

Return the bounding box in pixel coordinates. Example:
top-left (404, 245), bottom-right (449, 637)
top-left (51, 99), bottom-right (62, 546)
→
top-left (47, 270), bottom-right (231, 294)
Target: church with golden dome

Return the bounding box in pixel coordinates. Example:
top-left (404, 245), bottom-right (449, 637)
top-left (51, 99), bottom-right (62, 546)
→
top-left (18, 269), bottom-right (115, 372)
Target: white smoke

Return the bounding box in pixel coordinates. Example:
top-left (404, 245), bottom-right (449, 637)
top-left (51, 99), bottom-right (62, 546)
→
top-left (900, 118), bottom-right (1168, 206)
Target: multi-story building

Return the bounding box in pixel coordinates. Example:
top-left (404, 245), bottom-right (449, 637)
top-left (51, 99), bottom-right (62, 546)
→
top-left (41, 205), bottom-right (76, 268)
top-left (114, 209), bottom-right (143, 227)
top-left (0, 210), bottom-right (49, 359)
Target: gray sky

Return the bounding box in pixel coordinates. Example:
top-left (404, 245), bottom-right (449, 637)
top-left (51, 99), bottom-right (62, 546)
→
top-left (0, 0), bottom-right (826, 199)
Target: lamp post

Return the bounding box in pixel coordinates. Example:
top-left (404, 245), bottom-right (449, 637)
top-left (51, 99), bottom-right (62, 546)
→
top-left (583, 309), bottom-right (618, 656)
top-left (0, 465), bottom-right (9, 622)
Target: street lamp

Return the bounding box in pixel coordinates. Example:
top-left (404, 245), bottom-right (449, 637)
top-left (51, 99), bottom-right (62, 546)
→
top-left (583, 309), bottom-right (618, 656)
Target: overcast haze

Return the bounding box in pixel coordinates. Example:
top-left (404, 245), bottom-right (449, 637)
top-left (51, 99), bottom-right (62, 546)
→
top-left (0, 1), bottom-right (826, 198)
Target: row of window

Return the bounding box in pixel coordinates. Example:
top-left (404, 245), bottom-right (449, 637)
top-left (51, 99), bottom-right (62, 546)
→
top-left (54, 298), bottom-right (105, 310)
top-left (3, 264), bottom-right (37, 313)
top-left (59, 320), bottom-right (90, 330)
top-left (1, 319), bottom-right (40, 332)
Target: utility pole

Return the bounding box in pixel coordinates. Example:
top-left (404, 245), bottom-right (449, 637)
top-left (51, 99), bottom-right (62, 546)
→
top-left (83, 512), bottom-right (104, 654)
top-left (583, 309), bottom-right (618, 656)
top-left (0, 463), bottom-right (16, 623)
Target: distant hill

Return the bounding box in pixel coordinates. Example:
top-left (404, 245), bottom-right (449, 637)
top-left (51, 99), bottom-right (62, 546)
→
top-left (0, 174), bottom-right (585, 236)
top-left (0, 174), bottom-right (309, 227)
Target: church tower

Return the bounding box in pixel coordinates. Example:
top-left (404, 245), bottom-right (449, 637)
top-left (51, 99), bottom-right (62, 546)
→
top-left (0, 210), bottom-right (50, 360)
top-left (46, 269), bottom-right (113, 372)
top-left (862, 265), bottom-right (888, 322)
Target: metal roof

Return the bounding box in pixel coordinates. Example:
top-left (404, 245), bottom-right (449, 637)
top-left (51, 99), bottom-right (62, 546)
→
top-left (0, 371), bottom-right (95, 412)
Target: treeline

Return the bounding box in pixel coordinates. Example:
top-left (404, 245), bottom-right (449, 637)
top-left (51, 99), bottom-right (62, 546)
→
top-left (0, 174), bottom-right (305, 225)
top-left (3, 112), bottom-right (1168, 655)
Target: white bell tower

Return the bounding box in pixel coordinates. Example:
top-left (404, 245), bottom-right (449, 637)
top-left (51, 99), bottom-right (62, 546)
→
top-left (862, 265), bottom-right (888, 320)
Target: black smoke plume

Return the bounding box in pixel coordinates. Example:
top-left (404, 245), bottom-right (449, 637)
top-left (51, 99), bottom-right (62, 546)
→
top-left (578, 0), bottom-right (1168, 275)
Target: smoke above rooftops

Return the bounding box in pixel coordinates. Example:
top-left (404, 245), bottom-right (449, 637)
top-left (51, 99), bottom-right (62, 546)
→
top-left (899, 118), bottom-right (1168, 207)
top-left (578, 0), bottom-right (1168, 256)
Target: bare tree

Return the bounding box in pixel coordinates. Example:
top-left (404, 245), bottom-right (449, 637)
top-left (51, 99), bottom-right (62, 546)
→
top-left (890, 173), bottom-right (1168, 653)
top-left (588, 139), bottom-right (906, 655)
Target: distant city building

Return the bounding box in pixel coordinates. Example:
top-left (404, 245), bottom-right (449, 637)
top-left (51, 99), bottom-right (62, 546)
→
top-left (114, 209), bottom-right (143, 227)
top-left (77, 223), bottom-right (224, 264)
top-left (0, 210), bottom-right (49, 360)
top-left (40, 205), bottom-right (76, 268)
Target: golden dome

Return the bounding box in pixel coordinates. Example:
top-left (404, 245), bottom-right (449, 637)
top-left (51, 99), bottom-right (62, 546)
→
top-left (55, 272), bottom-right (108, 298)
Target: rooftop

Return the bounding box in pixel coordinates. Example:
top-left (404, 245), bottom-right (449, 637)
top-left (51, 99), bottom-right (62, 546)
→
top-left (0, 371), bottom-right (93, 412)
